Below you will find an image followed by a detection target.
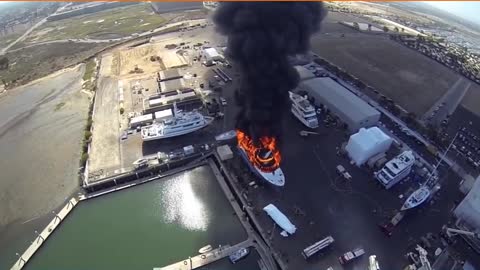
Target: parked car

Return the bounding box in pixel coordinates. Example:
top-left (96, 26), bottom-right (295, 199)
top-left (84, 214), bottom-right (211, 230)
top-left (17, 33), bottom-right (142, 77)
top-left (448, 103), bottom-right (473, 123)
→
top-left (220, 97), bottom-right (227, 106)
top-left (338, 248), bottom-right (365, 264)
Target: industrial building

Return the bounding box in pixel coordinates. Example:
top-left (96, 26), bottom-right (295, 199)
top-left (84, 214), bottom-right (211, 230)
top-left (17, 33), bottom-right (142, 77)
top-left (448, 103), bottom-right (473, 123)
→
top-left (454, 176), bottom-right (480, 252)
top-left (158, 69), bottom-right (183, 82)
top-left (299, 77), bottom-right (380, 132)
top-left (158, 78), bottom-right (185, 92)
top-left (129, 114), bottom-right (154, 129)
top-left (204, 48), bottom-right (223, 62)
top-left (156, 69), bottom-right (185, 93)
top-left (143, 88), bottom-right (201, 113)
top-left (294, 66), bottom-right (316, 81)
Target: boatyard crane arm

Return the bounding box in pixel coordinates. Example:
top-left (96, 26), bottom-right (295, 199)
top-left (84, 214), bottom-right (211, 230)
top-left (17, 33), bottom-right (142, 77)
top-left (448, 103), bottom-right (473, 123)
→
top-left (444, 227), bottom-right (480, 238)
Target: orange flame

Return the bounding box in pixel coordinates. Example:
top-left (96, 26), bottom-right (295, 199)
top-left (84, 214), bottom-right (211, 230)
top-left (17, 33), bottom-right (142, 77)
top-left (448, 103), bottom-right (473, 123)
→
top-left (236, 129), bottom-right (281, 172)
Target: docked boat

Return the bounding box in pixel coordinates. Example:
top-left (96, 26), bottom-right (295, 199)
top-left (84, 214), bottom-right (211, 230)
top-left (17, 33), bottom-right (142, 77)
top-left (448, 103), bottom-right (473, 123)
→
top-left (289, 91), bottom-right (318, 129)
top-left (198, 245), bottom-right (212, 254)
top-left (141, 106), bottom-right (213, 141)
top-left (229, 248), bottom-right (250, 264)
top-left (215, 130), bottom-right (237, 141)
top-left (237, 146), bottom-right (285, 186)
top-left (401, 186), bottom-right (431, 211)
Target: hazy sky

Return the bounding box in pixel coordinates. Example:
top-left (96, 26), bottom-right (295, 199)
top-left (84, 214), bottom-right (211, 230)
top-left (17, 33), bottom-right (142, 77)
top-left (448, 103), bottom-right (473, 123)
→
top-left (426, 1), bottom-right (480, 25)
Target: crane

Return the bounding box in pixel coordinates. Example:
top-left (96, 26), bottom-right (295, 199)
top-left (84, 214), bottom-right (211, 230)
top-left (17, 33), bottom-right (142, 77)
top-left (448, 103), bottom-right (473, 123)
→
top-left (443, 226), bottom-right (480, 239)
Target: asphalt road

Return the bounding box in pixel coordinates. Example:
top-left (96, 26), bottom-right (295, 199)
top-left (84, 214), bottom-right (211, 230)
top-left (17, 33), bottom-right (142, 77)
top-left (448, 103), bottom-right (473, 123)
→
top-left (422, 77), bottom-right (472, 126)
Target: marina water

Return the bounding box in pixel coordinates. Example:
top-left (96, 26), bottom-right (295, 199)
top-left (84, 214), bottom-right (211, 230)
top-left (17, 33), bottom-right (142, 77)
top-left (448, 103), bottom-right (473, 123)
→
top-left (23, 166), bottom-right (259, 270)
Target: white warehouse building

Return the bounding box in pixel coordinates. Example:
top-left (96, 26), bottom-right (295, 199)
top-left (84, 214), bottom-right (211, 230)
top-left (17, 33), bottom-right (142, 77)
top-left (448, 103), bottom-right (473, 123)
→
top-left (299, 77), bottom-right (381, 132)
top-left (204, 47), bottom-right (223, 62)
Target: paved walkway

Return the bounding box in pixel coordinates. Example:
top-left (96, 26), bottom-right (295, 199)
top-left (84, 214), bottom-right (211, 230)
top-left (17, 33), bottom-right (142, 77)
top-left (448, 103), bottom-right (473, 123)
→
top-left (209, 157), bottom-right (279, 270)
top-left (10, 198), bottom-right (79, 270)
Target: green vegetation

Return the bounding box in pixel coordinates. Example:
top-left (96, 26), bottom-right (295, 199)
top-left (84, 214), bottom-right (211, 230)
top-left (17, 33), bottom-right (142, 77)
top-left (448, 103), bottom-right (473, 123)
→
top-left (83, 59), bottom-right (96, 81)
top-left (119, 107), bottom-right (125, 115)
top-left (82, 58), bottom-right (97, 91)
top-left (26, 4), bottom-right (166, 43)
top-left (84, 130), bottom-right (92, 141)
top-left (80, 153), bottom-right (89, 165)
top-left (54, 102), bottom-right (66, 111)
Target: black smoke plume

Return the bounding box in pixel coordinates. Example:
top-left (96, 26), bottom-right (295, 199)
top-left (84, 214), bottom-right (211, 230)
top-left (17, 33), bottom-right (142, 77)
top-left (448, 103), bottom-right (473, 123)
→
top-left (213, 2), bottom-right (325, 143)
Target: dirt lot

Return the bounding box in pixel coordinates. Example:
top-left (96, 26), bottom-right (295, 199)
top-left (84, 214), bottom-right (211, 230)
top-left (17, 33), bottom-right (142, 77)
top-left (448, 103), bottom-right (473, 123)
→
top-left (310, 33), bottom-right (459, 115)
top-left (112, 44), bottom-right (166, 77)
top-left (0, 42), bottom-right (108, 89)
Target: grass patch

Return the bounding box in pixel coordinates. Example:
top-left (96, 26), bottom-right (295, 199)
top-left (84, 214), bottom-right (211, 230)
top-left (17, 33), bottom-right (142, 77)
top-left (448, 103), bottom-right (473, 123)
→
top-left (26, 4), bottom-right (166, 43)
top-left (83, 59), bottom-right (96, 81)
top-left (54, 102), bottom-right (66, 111)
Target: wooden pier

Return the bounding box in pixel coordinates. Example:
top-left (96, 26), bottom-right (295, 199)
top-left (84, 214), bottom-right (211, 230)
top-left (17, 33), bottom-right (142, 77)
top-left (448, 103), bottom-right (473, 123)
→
top-left (153, 239), bottom-right (253, 270)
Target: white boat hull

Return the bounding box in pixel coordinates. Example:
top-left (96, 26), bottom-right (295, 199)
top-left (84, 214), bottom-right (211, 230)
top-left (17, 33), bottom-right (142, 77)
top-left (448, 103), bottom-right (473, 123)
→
top-left (238, 146), bottom-right (285, 186)
top-left (401, 187), bottom-right (431, 211)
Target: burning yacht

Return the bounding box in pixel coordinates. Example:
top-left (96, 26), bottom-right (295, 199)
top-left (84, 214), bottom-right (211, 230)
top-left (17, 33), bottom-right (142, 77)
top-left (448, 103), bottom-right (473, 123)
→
top-left (236, 130), bottom-right (285, 186)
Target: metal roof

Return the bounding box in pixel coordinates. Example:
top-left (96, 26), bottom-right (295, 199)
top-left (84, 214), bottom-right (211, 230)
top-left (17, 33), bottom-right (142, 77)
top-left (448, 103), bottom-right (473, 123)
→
top-left (301, 77), bottom-right (380, 124)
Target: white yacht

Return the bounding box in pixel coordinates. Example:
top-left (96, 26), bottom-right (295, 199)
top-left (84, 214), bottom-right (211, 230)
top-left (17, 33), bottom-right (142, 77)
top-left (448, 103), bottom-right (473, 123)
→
top-left (289, 91), bottom-right (318, 129)
top-left (375, 151), bottom-right (415, 189)
top-left (238, 146), bottom-right (285, 186)
top-left (141, 106), bottom-right (213, 141)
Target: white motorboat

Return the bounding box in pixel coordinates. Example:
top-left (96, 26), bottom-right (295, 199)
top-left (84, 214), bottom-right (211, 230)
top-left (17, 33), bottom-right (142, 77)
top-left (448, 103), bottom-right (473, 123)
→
top-left (289, 91), bottom-right (318, 128)
top-left (229, 248), bottom-right (249, 264)
top-left (215, 130), bottom-right (237, 141)
top-left (198, 245), bottom-right (212, 254)
top-left (401, 186), bottom-right (431, 211)
top-left (141, 105), bottom-right (213, 141)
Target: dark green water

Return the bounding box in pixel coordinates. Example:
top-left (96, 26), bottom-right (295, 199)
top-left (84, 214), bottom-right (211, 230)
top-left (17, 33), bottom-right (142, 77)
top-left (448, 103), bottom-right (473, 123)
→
top-left (24, 166), bottom-right (258, 270)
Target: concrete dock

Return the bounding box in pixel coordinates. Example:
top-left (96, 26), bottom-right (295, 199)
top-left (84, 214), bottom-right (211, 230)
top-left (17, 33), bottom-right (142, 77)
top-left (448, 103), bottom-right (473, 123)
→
top-left (154, 239), bottom-right (253, 270)
top-left (10, 198), bottom-right (79, 270)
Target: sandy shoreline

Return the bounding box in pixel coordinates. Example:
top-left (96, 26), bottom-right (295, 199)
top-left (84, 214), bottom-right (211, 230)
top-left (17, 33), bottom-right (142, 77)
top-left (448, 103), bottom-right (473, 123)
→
top-left (0, 64), bottom-right (90, 268)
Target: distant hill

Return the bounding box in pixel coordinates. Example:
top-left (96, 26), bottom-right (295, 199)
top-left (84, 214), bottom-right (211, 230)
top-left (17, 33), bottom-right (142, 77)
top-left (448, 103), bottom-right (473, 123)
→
top-left (387, 2), bottom-right (480, 31)
top-left (0, 2), bottom-right (47, 17)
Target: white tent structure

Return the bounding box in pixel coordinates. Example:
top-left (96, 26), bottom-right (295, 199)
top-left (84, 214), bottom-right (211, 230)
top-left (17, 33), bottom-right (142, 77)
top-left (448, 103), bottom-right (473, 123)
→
top-left (263, 204), bottom-right (296, 235)
top-left (204, 47), bottom-right (223, 62)
top-left (345, 127), bottom-right (392, 166)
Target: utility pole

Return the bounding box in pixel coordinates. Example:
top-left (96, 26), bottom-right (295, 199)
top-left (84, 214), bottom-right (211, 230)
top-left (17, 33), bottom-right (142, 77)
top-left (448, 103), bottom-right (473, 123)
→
top-left (424, 132), bottom-right (458, 188)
